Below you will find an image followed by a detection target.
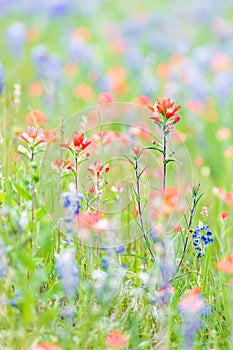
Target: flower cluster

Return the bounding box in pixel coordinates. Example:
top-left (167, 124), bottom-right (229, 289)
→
top-left (19, 126), bottom-right (47, 146)
top-left (148, 97), bottom-right (181, 126)
top-left (190, 223), bottom-right (213, 258)
top-left (18, 126), bottom-right (48, 160)
top-left (60, 131), bottom-right (91, 155)
top-left (88, 160), bottom-right (110, 196)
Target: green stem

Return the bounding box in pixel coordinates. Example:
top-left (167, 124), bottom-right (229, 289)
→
top-left (30, 151), bottom-right (34, 248)
top-left (75, 156), bottom-right (78, 197)
top-left (135, 159), bottom-right (156, 261)
top-left (163, 125), bottom-right (167, 192)
top-left (176, 195), bottom-right (197, 272)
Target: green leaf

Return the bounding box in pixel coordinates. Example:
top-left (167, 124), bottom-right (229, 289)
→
top-left (17, 150), bottom-right (30, 160)
top-left (137, 166), bottom-right (149, 180)
top-left (123, 155), bottom-right (136, 169)
top-left (145, 146), bottom-right (164, 154)
top-left (163, 158), bottom-right (180, 165)
top-left (34, 207), bottom-right (46, 219)
top-left (12, 182), bottom-right (32, 201)
top-left (131, 185), bottom-right (140, 202)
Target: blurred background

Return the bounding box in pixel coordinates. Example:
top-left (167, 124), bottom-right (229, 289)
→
top-left (0, 0), bottom-right (233, 195)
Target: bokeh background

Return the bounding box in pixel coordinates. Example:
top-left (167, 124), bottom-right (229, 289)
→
top-left (0, 0), bottom-right (233, 214)
top-left (0, 2), bottom-right (233, 349)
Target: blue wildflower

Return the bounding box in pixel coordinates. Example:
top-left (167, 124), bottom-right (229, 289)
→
top-left (74, 201), bottom-right (81, 215)
top-left (46, 0), bottom-right (73, 17)
top-left (101, 257), bottom-right (109, 269)
top-left (116, 245), bottom-right (125, 255)
top-left (56, 248), bottom-right (79, 298)
top-left (63, 195), bottom-right (71, 208)
top-left (121, 263), bottom-right (127, 270)
top-left (5, 22), bottom-right (26, 57)
top-left (191, 224), bottom-right (213, 258)
top-left (31, 45), bottom-right (62, 84)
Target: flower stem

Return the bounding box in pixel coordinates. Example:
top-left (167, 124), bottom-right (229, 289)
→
top-left (57, 117), bottom-right (64, 253)
top-left (176, 195), bottom-right (197, 272)
top-left (135, 159), bottom-right (156, 261)
top-left (30, 151), bottom-right (34, 248)
top-left (163, 126), bottom-right (167, 192)
top-left (75, 156), bottom-right (78, 197)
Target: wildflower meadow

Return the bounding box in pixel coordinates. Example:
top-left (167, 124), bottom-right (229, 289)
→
top-left (0, 1), bottom-right (233, 349)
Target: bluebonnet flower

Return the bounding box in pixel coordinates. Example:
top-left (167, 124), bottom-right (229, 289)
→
top-left (101, 257), bottom-right (109, 269)
top-left (124, 48), bottom-right (144, 69)
top-left (213, 72), bottom-right (233, 101)
top-left (74, 201), bottom-right (81, 215)
top-left (120, 263), bottom-right (127, 270)
top-left (62, 192), bottom-right (83, 235)
top-left (56, 248), bottom-right (79, 298)
top-left (68, 38), bottom-right (93, 65)
top-left (182, 316), bottom-right (202, 350)
top-left (31, 45), bottom-right (62, 84)
top-left (191, 223), bottom-right (213, 258)
top-left (96, 76), bottom-right (111, 92)
top-left (100, 246), bottom-right (109, 251)
top-left (32, 45), bottom-right (49, 67)
top-left (0, 62), bottom-right (4, 95)
top-left (62, 192), bottom-right (83, 216)
top-left (63, 195), bottom-right (71, 208)
top-left (46, 0), bottom-right (74, 17)
top-left (5, 22), bottom-right (26, 57)
top-left (115, 245), bottom-right (125, 255)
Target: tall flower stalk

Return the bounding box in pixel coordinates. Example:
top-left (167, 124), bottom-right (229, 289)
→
top-left (18, 127), bottom-right (47, 244)
top-left (176, 184), bottom-right (204, 273)
top-left (125, 147), bottom-right (156, 261)
top-left (60, 130), bottom-right (91, 221)
top-left (148, 98), bottom-right (181, 192)
top-left (162, 125), bottom-right (167, 192)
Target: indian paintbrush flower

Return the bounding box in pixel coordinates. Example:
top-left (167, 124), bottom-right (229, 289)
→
top-left (148, 97), bottom-right (181, 126)
top-left (60, 131), bottom-right (91, 155)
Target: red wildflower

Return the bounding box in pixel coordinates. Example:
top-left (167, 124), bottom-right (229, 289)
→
top-left (30, 342), bottom-right (62, 350)
top-left (179, 287), bottom-right (204, 314)
top-left (133, 146), bottom-right (141, 155)
top-left (19, 127), bottom-right (47, 145)
top-left (220, 212), bottom-right (229, 220)
top-left (98, 92), bottom-right (115, 104)
top-left (43, 129), bottom-right (57, 143)
top-left (134, 95), bottom-right (152, 106)
top-left (79, 211), bottom-right (102, 226)
top-left (105, 330), bottom-right (128, 348)
top-left (217, 254), bottom-right (233, 273)
top-left (88, 160), bottom-right (110, 178)
top-left (26, 109), bottom-right (47, 125)
top-left (148, 98), bottom-right (181, 123)
top-left (28, 82), bottom-right (44, 97)
top-left (60, 131), bottom-right (91, 153)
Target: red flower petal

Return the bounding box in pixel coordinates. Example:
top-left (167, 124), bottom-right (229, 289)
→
top-left (72, 131), bottom-right (84, 147)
